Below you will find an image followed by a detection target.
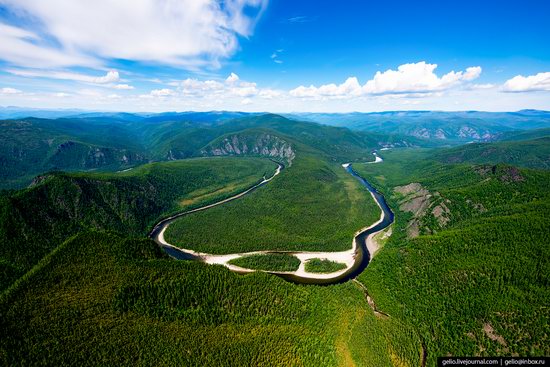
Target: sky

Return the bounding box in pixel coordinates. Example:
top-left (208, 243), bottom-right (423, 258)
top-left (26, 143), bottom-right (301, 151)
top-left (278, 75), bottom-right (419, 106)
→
top-left (0, 0), bottom-right (549, 112)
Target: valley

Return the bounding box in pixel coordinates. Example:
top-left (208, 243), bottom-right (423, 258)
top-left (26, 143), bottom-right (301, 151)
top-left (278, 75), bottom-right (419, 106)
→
top-left (1, 2), bottom-right (548, 365)
top-left (0, 111), bottom-right (548, 366)
top-left (151, 155), bottom-right (394, 283)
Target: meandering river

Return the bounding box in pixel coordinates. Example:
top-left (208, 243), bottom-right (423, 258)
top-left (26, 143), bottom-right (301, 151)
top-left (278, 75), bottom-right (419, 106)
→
top-left (149, 158), bottom-right (394, 285)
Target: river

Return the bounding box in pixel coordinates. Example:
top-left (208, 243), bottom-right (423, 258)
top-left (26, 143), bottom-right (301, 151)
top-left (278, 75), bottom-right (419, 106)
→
top-left (149, 160), bottom-right (394, 285)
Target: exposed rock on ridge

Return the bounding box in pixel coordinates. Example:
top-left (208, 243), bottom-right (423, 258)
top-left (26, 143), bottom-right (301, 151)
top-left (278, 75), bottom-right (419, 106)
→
top-left (201, 133), bottom-right (296, 165)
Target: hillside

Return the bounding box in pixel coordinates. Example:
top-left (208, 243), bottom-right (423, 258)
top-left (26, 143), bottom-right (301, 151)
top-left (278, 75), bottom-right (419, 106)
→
top-left (290, 110), bottom-right (550, 143)
top-left (1, 112), bottom-right (548, 365)
top-left (433, 137), bottom-right (550, 169)
top-left (201, 128), bottom-right (297, 165)
top-left (0, 118), bottom-right (148, 188)
top-left (165, 151), bottom-right (379, 254)
top-left (353, 150), bottom-right (550, 363)
top-left (0, 157), bottom-right (276, 291)
top-left (0, 113), bottom-right (437, 188)
top-left (0, 230), bottom-right (421, 366)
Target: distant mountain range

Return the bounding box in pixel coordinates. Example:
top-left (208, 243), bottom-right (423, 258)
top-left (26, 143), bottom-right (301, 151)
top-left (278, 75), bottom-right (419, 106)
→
top-left (0, 113), bottom-right (430, 189)
top-left (287, 110), bottom-right (550, 142)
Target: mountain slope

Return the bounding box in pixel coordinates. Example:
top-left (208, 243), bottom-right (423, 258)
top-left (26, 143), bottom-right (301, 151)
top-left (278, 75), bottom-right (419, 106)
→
top-left (0, 230), bottom-right (420, 366)
top-left (433, 137), bottom-right (550, 169)
top-left (1, 113), bottom-right (432, 188)
top-left (353, 150), bottom-right (550, 363)
top-left (290, 110), bottom-right (550, 143)
top-left (0, 157), bottom-right (275, 291)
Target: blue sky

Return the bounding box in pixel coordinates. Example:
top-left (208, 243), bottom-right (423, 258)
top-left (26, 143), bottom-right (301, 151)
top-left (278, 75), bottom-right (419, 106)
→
top-left (0, 0), bottom-right (549, 112)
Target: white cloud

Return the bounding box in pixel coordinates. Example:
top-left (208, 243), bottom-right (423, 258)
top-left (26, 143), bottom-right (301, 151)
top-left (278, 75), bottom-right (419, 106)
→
top-left (7, 68), bottom-right (137, 90)
top-left (258, 89), bottom-right (282, 99)
top-left (468, 83), bottom-right (496, 90)
top-left (178, 78), bottom-right (224, 96)
top-left (229, 81), bottom-right (258, 97)
top-left (0, 22), bottom-right (97, 68)
top-left (289, 62), bottom-right (482, 99)
top-left (226, 72), bottom-right (240, 83)
top-left (142, 73), bottom-right (283, 104)
top-left (0, 0), bottom-right (267, 68)
top-left (150, 88), bottom-right (176, 97)
top-left (92, 71), bottom-right (120, 84)
top-left (113, 84), bottom-right (135, 90)
top-left (170, 73), bottom-right (261, 98)
top-left (8, 68), bottom-right (119, 84)
top-left (1, 87), bottom-right (22, 94)
top-left (290, 77), bottom-right (362, 98)
top-left (363, 62), bottom-right (481, 95)
top-left (463, 66), bottom-right (482, 81)
top-left (502, 72), bottom-right (550, 92)
top-left (241, 98), bottom-right (252, 105)
top-left (53, 92), bottom-right (70, 97)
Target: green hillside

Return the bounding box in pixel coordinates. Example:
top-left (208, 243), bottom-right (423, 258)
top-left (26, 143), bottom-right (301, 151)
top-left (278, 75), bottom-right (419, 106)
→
top-left (0, 231), bottom-right (422, 366)
top-left (0, 157), bottom-right (276, 291)
top-left (353, 149), bottom-right (550, 364)
top-left (1, 112), bottom-right (548, 365)
top-left (0, 118), bottom-right (148, 189)
top-left (0, 113), bottom-right (431, 189)
top-left (165, 151), bottom-right (379, 254)
top-left (433, 137), bottom-right (550, 169)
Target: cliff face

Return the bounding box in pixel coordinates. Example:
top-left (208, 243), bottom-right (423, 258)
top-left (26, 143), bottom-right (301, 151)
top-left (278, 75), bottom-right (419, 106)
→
top-left (202, 133), bottom-right (296, 165)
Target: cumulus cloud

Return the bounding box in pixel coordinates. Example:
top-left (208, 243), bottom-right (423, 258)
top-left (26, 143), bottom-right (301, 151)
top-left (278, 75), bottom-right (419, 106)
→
top-left (112, 84), bottom-right (135, 90)
top-left (0, 0), bottom-right (267, 69)
top-left (502, 72), bottom-right (550, 92)
top-left (150, 88), bottom-right (176, 97)
top-left (258, 89), bottom-right (282, 99)
top-left (1, 87), bottom-right (22, 94)
top-left (143, 72), bottom-right (283, 104)
top-left (91, 71), bottom-right (120, 84)
top-left (290, 77), bottom-right (362, 98)
top-left (363, 62), bottom-right (481, 95)
top-left (167, 73), bottom-right (264, 98)
top-left (226, 72), bottom-right (240, 83)
top-left (289, 62), bottom-right (482, 99)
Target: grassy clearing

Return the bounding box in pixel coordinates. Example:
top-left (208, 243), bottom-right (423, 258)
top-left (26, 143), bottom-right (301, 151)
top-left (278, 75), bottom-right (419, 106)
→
top-left (228, 253), bottom-right (301, 272)
top-left (304, 259), bottom-right (347, 273)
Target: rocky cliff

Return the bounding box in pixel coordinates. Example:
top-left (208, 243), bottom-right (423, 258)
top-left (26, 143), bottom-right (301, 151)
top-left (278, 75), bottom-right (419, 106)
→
top-left (201, 132), bottom-right (296, 165)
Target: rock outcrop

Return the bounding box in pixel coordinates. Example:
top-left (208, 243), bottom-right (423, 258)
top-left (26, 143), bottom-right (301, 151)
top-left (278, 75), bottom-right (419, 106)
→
top-left (201, 132), bottom-right (296, 165)
top-left (393, 183), bottom-right (451, 238)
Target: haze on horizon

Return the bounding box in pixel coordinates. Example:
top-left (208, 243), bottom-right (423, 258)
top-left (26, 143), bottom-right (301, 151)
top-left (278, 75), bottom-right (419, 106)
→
top-left (0, 0), bottom-right (549, 113)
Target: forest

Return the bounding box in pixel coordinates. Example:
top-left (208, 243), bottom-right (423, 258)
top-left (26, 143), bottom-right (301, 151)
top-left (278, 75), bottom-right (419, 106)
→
top-left (164, 151), bottom-right (379, 254)
top-left (0, 157), bottom-right (276, 291)
top-left (353, 149), bottom-right (550, 364)
top-left (0, 113), bottom-right (549, 366)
